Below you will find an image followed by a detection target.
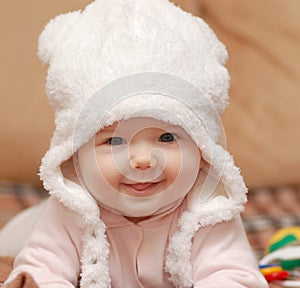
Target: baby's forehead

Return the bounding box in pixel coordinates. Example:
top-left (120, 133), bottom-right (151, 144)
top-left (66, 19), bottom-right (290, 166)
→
top-left (96, 117), bottom-right (185, 135)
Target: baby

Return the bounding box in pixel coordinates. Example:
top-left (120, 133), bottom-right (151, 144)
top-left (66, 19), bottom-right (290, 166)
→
top-left (5, 0), bottom-right (268, 287)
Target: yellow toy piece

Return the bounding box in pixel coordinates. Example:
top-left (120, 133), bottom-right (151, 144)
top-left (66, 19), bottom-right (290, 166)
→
top-left (264, 226), bottom-right (300, 271)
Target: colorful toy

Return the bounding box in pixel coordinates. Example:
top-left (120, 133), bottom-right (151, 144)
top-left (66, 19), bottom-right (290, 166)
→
top-left (259, 264), bottom-right (289, 282)
top-left (260, 226), bottom-right (300, 287)
top-left (265, 226), bottom-right (300, 270)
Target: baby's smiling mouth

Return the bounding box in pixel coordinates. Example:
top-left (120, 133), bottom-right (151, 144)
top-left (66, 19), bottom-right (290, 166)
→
top-left (126, 182), bottom-right (156, 191)
top-left (121, 181), bottom-right (163, 196)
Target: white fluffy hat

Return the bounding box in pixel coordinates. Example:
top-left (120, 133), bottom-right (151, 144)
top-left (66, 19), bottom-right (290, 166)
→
top-left (38, 0), bottom-right (247, 287)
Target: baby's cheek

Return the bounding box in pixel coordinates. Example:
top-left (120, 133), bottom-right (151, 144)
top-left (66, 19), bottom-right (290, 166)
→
top-left (97, 155), bottom-right (121, 188)
top-left (165, 151), bottom-right (182, 182)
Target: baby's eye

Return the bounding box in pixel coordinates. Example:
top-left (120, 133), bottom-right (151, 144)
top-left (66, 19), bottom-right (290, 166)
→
top-left (159, 133), bottom-right (178, 143)
top-left (107, 137), bottom-right (126, 145)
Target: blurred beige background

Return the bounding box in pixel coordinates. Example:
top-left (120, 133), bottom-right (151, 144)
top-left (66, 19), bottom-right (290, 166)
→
top-left (0, 0), bottom-right (299, 188)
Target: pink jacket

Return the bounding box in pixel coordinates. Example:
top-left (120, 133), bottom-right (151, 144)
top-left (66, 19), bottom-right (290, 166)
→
top-left (6, 197), bottom-right (267, 287)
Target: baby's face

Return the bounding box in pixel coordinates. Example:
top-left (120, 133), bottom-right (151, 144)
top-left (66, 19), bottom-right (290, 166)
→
top-left (76, 117), bottom-right (202, 199)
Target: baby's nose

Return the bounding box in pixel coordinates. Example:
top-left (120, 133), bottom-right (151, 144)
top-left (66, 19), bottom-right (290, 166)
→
top-left (130, 155), bottom-right (152, 170)
top-left (129, 143), bottom-right (154, 170)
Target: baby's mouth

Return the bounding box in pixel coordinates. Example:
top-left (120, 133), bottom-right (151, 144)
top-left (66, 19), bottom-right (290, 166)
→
top-left (128, 182), bottom-right (156, 191)
top-left (122, 181), bottom-right (162, 196)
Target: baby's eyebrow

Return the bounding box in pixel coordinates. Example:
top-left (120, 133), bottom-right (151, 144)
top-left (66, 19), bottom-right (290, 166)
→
top-left (162, 125), bottom-right (182, 131)
top-left (100, 125), bottom-right (117, 132)
top-left (101, 128), bottom-right (115, 132)
top-left (164, 125), bottom-right (176, 130)
top-left (94, 130), bottom-right (115, 138)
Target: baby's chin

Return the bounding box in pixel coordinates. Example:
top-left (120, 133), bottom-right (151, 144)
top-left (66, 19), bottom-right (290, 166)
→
top-left (124, 215), bottom-right (153, 223)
